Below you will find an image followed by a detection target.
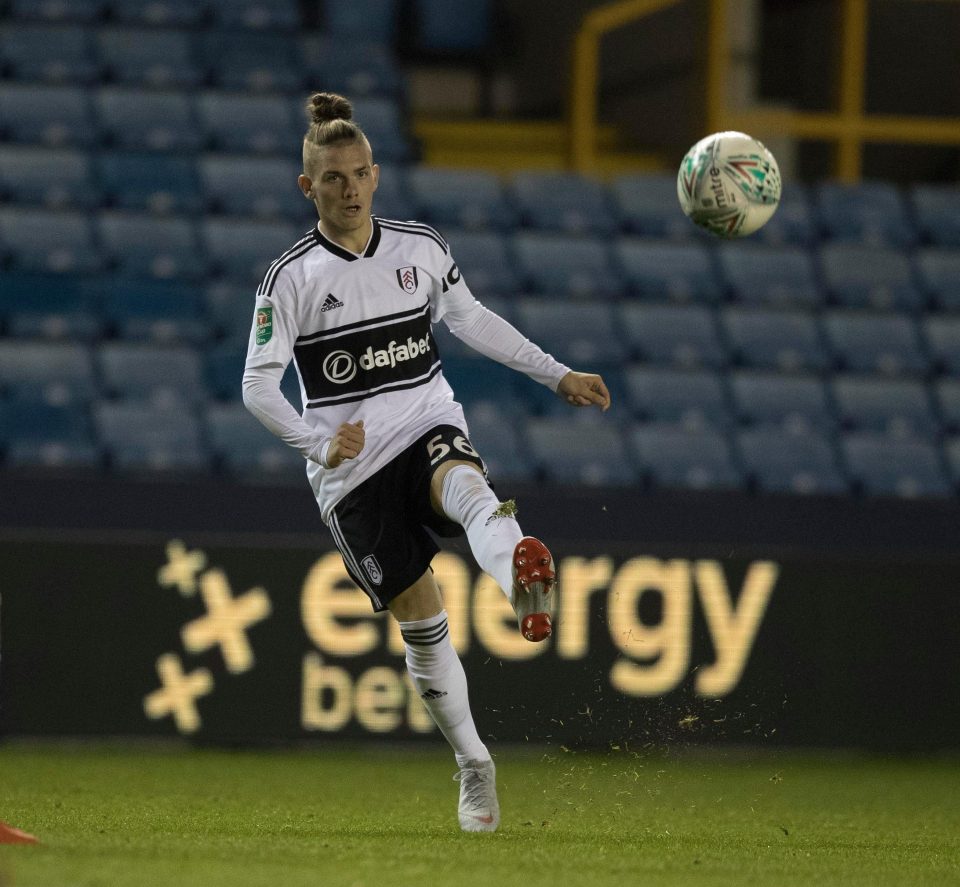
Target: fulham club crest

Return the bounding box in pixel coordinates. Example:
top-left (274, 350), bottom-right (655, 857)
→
top-left (396, 266), bottom-right (419, 294)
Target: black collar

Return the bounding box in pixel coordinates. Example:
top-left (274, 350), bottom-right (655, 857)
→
top-left (312, 216), bottom-right (382, 261)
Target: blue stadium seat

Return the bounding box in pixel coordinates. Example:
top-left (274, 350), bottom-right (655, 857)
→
top-left (1, 398), bottom-right (99, 468)
top-left (299, 36), bottom-right (403, 98)
top-left (911, 184), bottom-right (960, 247)
top-left (736, 428), bottom-right (846, 495)
top-left (922, 315), bottom-right (960, 377)
top-left (205, 402), bottom-right (305, 481)
top-left (841, 432), bottom-right (950, 498)
top-left (197, 91), bottom-right (298, 154)
top-left (718, 243), bottom-right (822, 309)
top-left (0, 208), bottom-right (101, 274)
top-left (98, 212), bottom-right (204, 280)
top-left (97, 278), bottom-right (211, 345)
top-left (0, 83), bottom-right (96, 147)
top-left (406, 167), bottom-right (516, 232)
top-left (96, 27), bottom-right (200, 89)
top-left (753, 182), bottom-right (816, 247)
top-left (525, 415), bottom-right (635, 485)
top-left (412, 0), bottom-right (491, 52)
top-left (728, 370), bottom-right (833, 435)
top-left (8, 0), bottom-right (103, 23)
top-left (944, 436), bottom-right (960, 489)
top-left (433, 353), bottom-right (519, 411)
top-left (915, 248), bottom-right (960, 312)
top-left (322, 0), bottom-right (399, 44)
top-left (205, 280), bottom-right (256, 342)
top-left (206, 0), bottom-right (299, 30)
top-left (720, 307), bottom-right (828, 373)
top-left (1, 271), bottom-right (102, 341)
top-left (0, 23), bottom-right (97, 84)
top-left (512, 232), bottom-right (622, 299)
top-left (207, 337), bottom-right (251, 401)
top-left (97, 152), bottom-right (201, 215)
top-left (629, 423), bottom-right (742, 491)
top-left (349, 97), bottom-right (410, 163)
top-left (0, 341), bottom-right (96, 402)
top-left (107, 0), bottom-right (204, 26)
top-left (201, 30), bottom-right (300, 93)
top-left (610, 173), bottom-right (690, 239)
top-left (443, 230), bottom-right (521, 296)
top-left (369, 162), bottom-right (408, 220)
top-left (514, 299), bottom-right (626, 368)
top-left (615, 239), bottom-right (721, 304)
top-left (95, 87), bottom-right (201, 153)
top-left (620, 303), bottom-right (725, 369)
top-left (94, 400), bottom-right (208, 471)
top-left (199, 154), bottom-right (308, 219)
top-left (935, 378), bottom-right (960, 432)
top-left (819, 244), bottom-right (923, 312)
top-left (622, 366), bottom-right (730, 430)
top-left (815, 180), bottom-right (916, 247)
top-left (0, 146), bottom-right (97, 210)
top-left (202, 218), bottom-right (301, 283)
top-left (463, 401), bottom-right (534, 482)
top-left (831, 375), bottom-right (938, 439)
top-left (511, 172), bottom-right (616, 236)
top-left (822, 310), bottom-right (927, 376)
top-left (97, 342), bottom-right (205, 404)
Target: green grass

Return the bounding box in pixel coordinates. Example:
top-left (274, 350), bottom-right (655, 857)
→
top-left (0, 743), bottom-right (957, 887)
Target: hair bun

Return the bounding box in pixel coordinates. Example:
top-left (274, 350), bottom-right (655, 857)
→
top-left (308, 92), bottom-right (353, 125)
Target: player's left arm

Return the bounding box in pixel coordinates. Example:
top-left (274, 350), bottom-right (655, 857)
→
top-left (557, 371), bottom-right (611, 411)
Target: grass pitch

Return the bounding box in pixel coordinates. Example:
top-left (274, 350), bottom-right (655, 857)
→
top-left (0, 742), bottom-right (957, 887)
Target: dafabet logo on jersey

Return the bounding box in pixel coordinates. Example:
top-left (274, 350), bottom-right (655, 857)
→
top-left (255, 307), bottom-right (273, 345)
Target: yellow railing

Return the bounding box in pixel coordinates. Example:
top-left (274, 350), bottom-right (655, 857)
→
top-left (570, 0), bottom-right (960, 180)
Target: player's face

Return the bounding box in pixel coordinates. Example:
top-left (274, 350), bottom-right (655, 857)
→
top-left (302, 139), bottom-right (379, 248)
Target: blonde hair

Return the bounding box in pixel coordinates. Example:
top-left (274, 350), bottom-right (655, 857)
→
top-left (302, 92), bottom-right (370, 174)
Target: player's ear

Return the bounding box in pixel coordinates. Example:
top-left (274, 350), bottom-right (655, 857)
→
top-left (298, 174), bottom-right (315, 199)
top-left (371, 164), bottom-right (380, 193)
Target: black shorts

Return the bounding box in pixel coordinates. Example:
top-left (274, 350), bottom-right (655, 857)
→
top-left (327, 424), bottom-right (487, 612)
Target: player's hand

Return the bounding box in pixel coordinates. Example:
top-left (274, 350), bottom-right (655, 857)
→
top-left (557, 371), bottom-right (611, 412)
top-left (326, 419), bottom-right (365, 468)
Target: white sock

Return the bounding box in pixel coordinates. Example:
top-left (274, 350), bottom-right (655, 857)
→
top-left (400, 610), bottom-right (490, 766)
top-left (441, 464), bottom-right (522, 603)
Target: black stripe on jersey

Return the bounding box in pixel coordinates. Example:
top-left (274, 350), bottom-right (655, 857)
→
top-left (376, 217), bottom-right (449, 254)
top-left (304, 361), bottom-right (442, 408)
top-left (295, 302), bottom-right (430, 345)
top-left (311, 217), bottom-right (383, 261)
top-left (257, 231), bottom-right (318, 299)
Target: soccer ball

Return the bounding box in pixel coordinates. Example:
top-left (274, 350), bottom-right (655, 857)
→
top-left (677, 131), bottom-right (781, 238)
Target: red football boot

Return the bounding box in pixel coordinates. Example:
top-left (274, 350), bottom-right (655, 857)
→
top-left (511, 536), bottom-right (556, 642)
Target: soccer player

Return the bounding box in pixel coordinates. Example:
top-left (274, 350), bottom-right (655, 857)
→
top-left (242, 92), bottom-right (611, 832)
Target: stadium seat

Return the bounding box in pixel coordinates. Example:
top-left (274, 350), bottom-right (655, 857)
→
top-left (819, 244), bottom-right (923, 312)
top-left (412, 0), bottom-right (492, 52)
top-left (717, 243), bottom-right (822, 309)
top-left (728, 370), bottom-right (834, 435)
top-left (736, 428), bottom-right (847, 495)
top-left (830, 375), bottom-right (938, 439)
top-left (525, 414), bottom-right (635, 485)
top-left (944, 436), bottom-right (960, 489)
top-left (4, 436), bottom-right (101, 470)
top-left (0, 340), bottom-right (96, 402)
top-left (207, 340), bottom-right (244, 402)
top-left (815, 180), bottom-right (916, 248)
top-left (720, 307), bottom-right (829, 373)
top-left (0, 146), bottom-right (97, 210)
top-left (620, 303), bottom-right (725, 368)
top-left (95, 87), bottom-right (201, 153)
top-left (94, 400), bottom-right (209, 471)
top-left (0, 398), bottom-right (92, 447)
top-left (8, 0), bottom-right (102, 23)
top-left (369, 162), bottom-right (408, 220)
top-left (299, 35), bottom-right (403, 98)
top-left (96, 27), bottom-right (201, 89)
top-left (615, 239), bottom-right (721, 304)
top-left (822, 310), bottom-right (928, 376)
top-left (97, 342), bottom-right (205, 404)
top-left (463, 402), bottom-right (534, 481)
top-left (97, 152), bottom-right (201, 215)
top-left (0, 22), bottom-right (97, 84)
top-left (841, 432), bottom-right (950, 498)
top-left (107, 0), bottom-right (205, 27)
top-left (443, 230), bottom-right (521, 296)
top-left (2, 271), bottom-right (102, 342)
top-left (202, 218), bottom-right (301, 283)
top-left (406, 167), bottom-right (516, 232)
top-left (97, 278), bottom-right (211, 345)
top-left (914, 248), bottom-right (960, 312)
top-left (610, 173), bottom-right (691, 239)
top-left (512, 232), bottom-right (622, 299)
top-left (753, 182), bottom-right (816, 247)
top-left (205, 402), bottom-right (306, 481)
top-left (0, 208), bottom-right (101, 274)
top-left (199, 154), bottom-right (308, 220)
top-left (98, 212), bottom-right (204, 280)
top-left (911, 184), bottom-right (960, 247)
top-left (511, 172), bottom-right (616, 236)
top-left (514, 299), bottom-right (626, 368)
top-left (201, 30), bottom-right (300, 93)
top-left (322, 0), bottom-right (399, 44)
top-left (433, 354), bottom-right (520, 411)
top-left (206, 0), bottom-right (300, 30)
top-left (349, 97), bottom-right (410, 163)
top-left (922, 315), bottom-right (960, 377)
top-left (935, 378), bottom-right (960, 432)
top-left (197, 91), bottom-right (298, 154)
top-left (622, 366), bottom-right (730, 430)
top-left (629, 423), bottom-right (742, 491)
top-left (0, 83), bottom-right (96, 147)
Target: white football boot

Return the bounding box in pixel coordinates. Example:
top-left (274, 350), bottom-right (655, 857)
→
top-left (454, 759), bottom-right (500, 832)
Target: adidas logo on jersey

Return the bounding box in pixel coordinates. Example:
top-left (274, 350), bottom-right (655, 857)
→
top-left (321, 293), bottom-right (344, 312)
top-left (420, 688), bottom-right (448, 700)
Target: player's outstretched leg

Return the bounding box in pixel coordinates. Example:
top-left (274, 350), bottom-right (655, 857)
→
top-left (454, 759), bottom-right (500, 832)
top-left (440, 464), bottom-right (555, 642)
